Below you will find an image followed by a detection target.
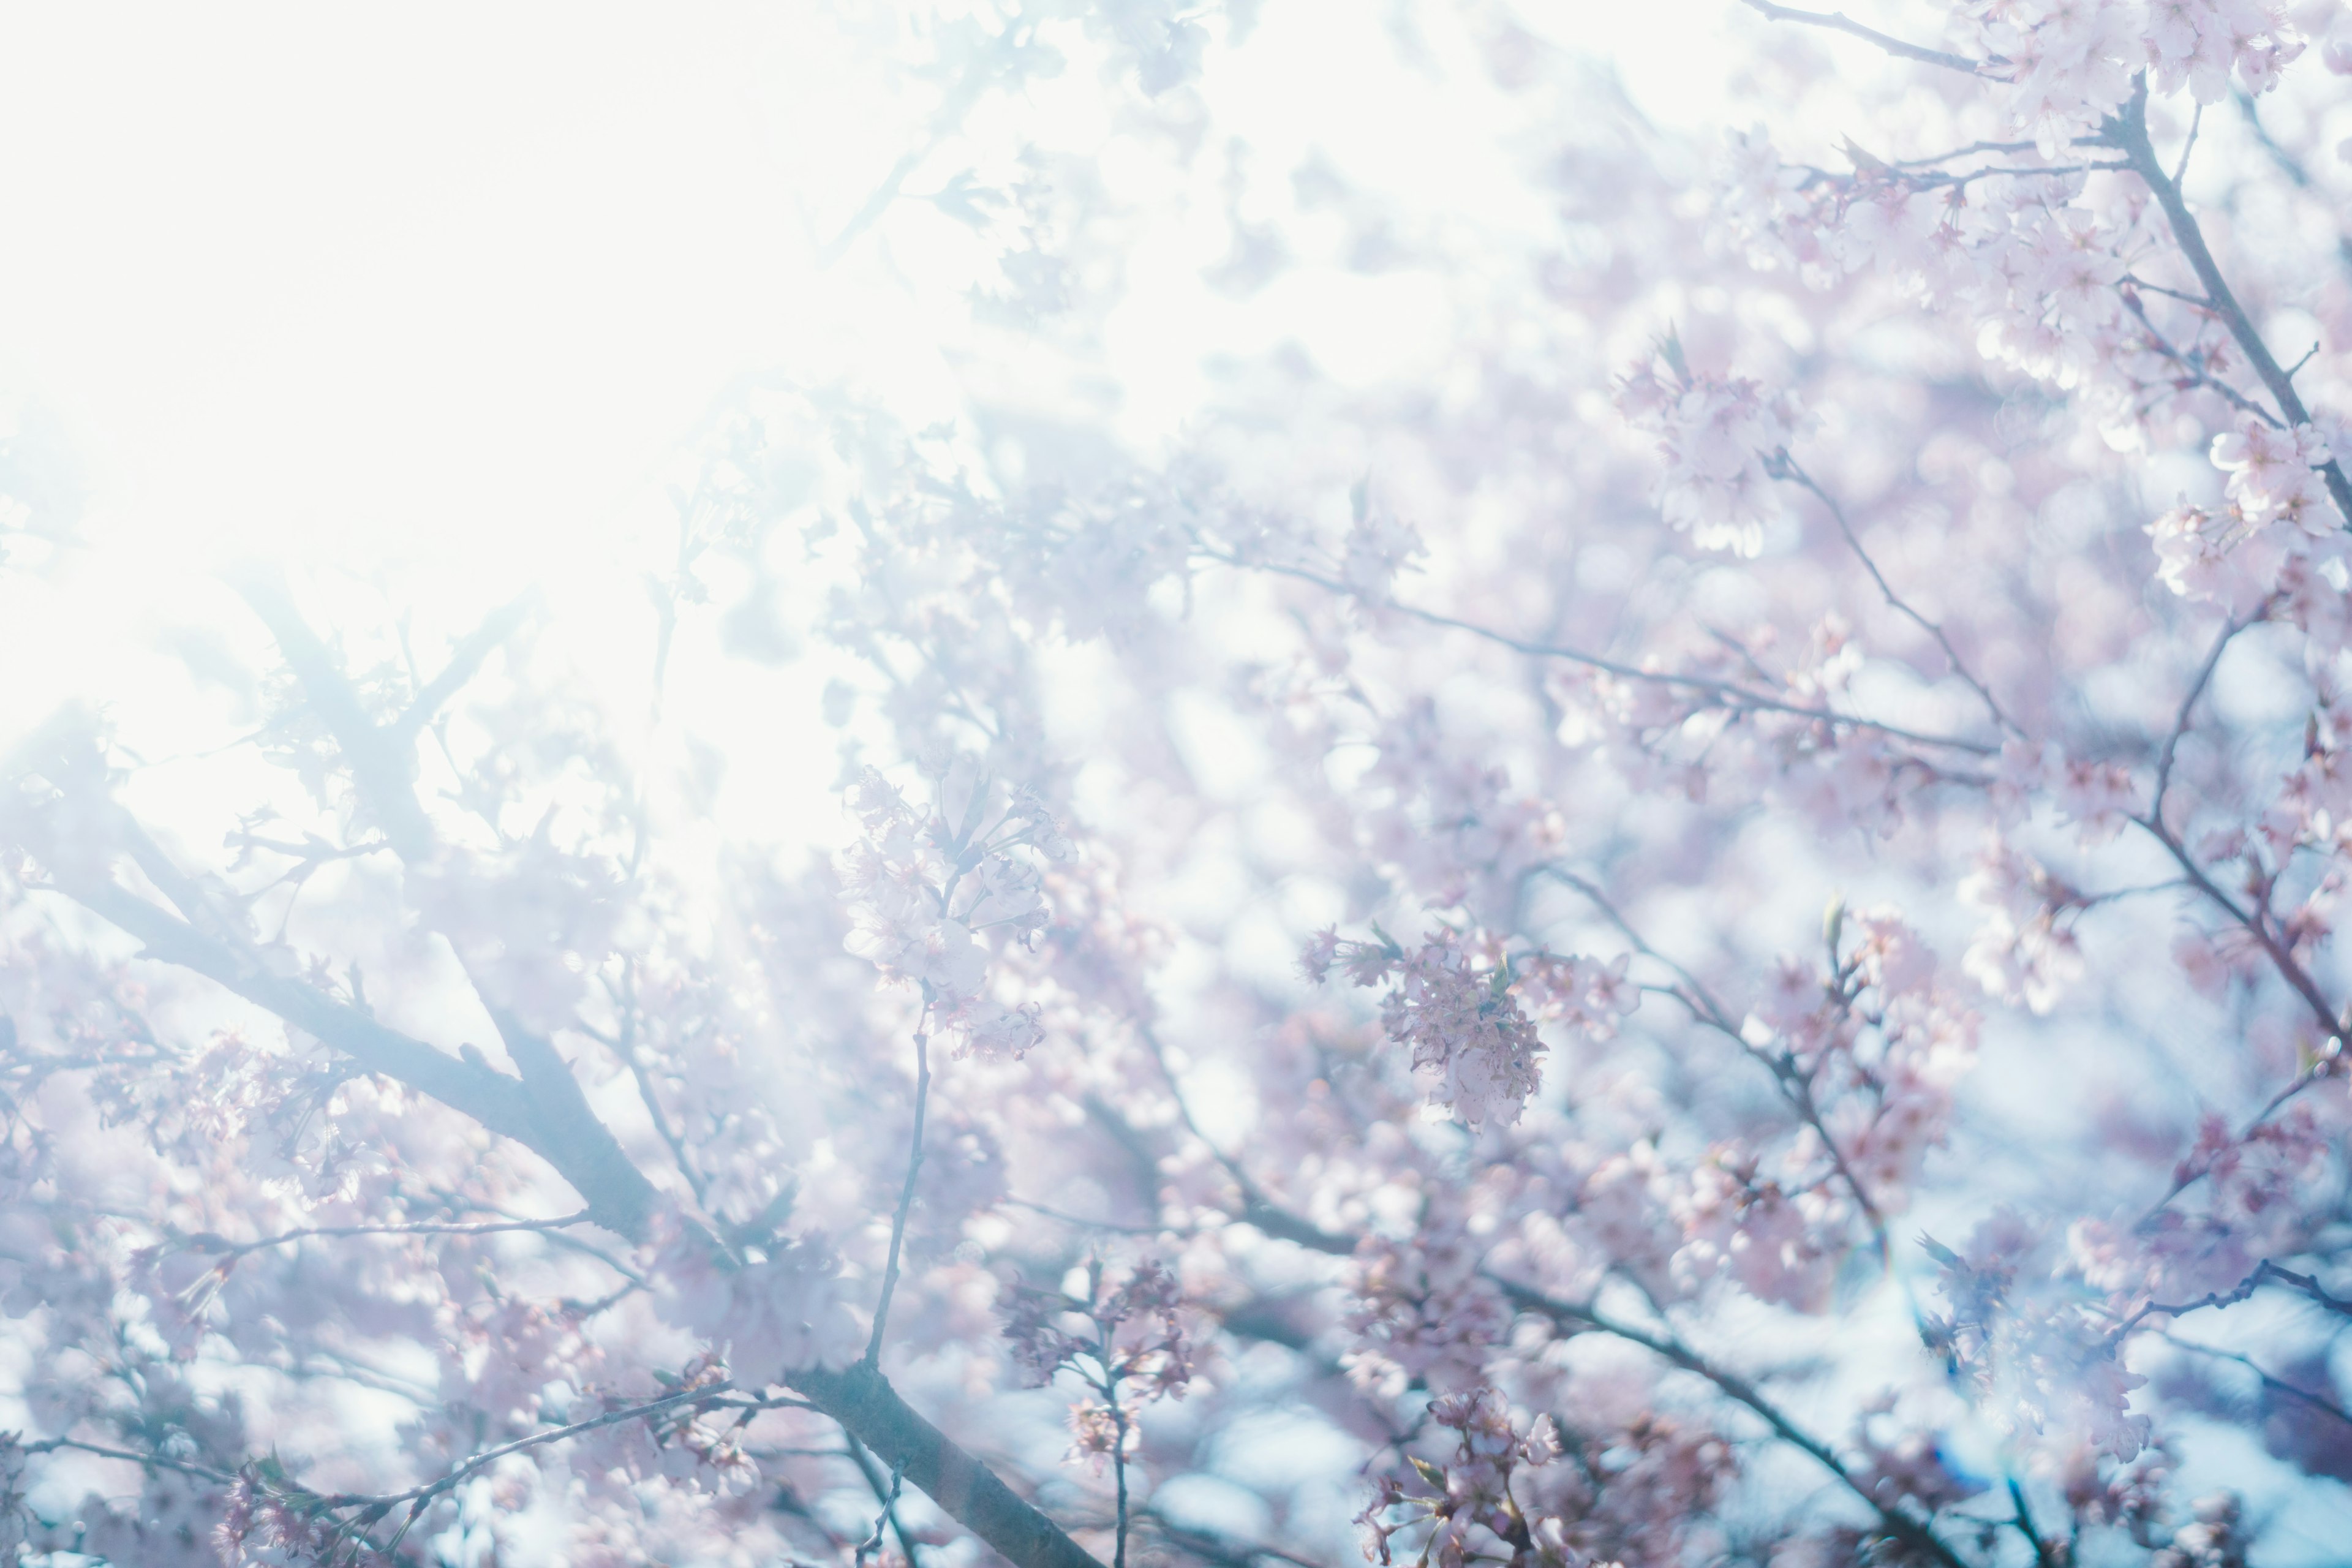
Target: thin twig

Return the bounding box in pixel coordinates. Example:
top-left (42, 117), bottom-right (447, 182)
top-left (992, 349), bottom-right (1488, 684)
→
top-left (2152, 614), bottom-right (2250, 823)
top-left (1194, 549), bottom-right (1994, 756)
top-left (2115, 287), bottom-right (2279, 426)
top-left (856, 1457), bottom-right (910, 1565)
top-left (865, 1020), bottom-right (933, 1366)
top-left (2162, 1332), bottom-right (2352, 1428)
top-left (1542, 867), bottom-right (1894, 1267)
top-left (1777, 456), bottom-right (2011, 734)
top-left (1135, 1025), bottom-right (1353, 1254)
top-left (181, 1210), bottom-right (593, 1263)
top-left (2130, 813), bottom-right (2340, 1041)
top-left (846, 1433), bottom-right (926, 1568)
top-left (2106, 1259), bottom-right (2352, 1346)
top-left (1738, 0), bottom-right (1998, 75)
top-left (326, 1380), bottom-right (733, 1517)
top-left (2120, 273), bottom-right (2216, 311)
top-left (22, 1435), bottom-right (236, 1485)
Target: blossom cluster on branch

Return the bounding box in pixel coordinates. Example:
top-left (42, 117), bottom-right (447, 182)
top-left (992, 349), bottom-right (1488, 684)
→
top-left (0, 1), bottom-right (2350, 1566)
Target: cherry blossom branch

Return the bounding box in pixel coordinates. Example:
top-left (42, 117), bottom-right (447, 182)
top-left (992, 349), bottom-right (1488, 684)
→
top-left (790, 1360), bottom-right (1111, 1568)
top-left (2150, 615), bottom-right (2252, 824)
top-left (1774, 456), bottom-right (2011, 735)
top-left (325, 1378), bottom-right (736, 1523)
top-left (1137, 1025), bottom-right (1353, 1255)
top-left (2138, 1046), bottom-right (2340, 1224)
top-left (178, 1209), bottom-right (594, 1263)
top-left (10, 769), bottom-right (1107, 1568)
top-left (2132, 812), bottom-right (2341, 1041)
top-left (231, 575), bottom-right (677, 1236)
top-left (2114, 287), bottom-right (2280, 427)
top-left (855, 1455), bottom-right (908, 1565)
top-left (846, 1431), bottom-right (928, 1568)
top-left (2127, 612), bottom-right (2335, 1046)
top-left (1102, 1331), bottom-right (1133, 1568)
top-left (2007, 1478), bottom-right (2056, 1568)
top-left (2108, 81), bottom-right (2352, 529)
top-left (582, 970), bottom-right (715, 1209)
top-left (2105, 1259), bottom-right (2352, 1347)
top-left (1736, 0), bottom-right (1996, 77)
top-left (1892, 139), bottom-right (2039, 167)
top-left (2161, 1332), bottom-right (2352, 1429)
top-left (2130, 612), bottom-right (2349, 1213)
top-left (1197, 550), bottom-right (1995, 755)
top-left (2171, 104), bottom-right (2203, 186)
top-left (816, 12), bottom-right (1031, 266)
top-left (1003, 1197), bottom-right (1170, 1235)
top-left (390, 590), bottom-right (535, 744)
top-left (21, 1435), bottom-right (235, 1485)
top-left (2120, 274), bottom-right (2216, 312)
top-left (1542, 867), bottom-right (1894, 1263)
top-left (865, 1016), bottom-right (933, 1366)
top-left (1492, 1278), bottom-right (1972, 1568)
top-left (229, 563), bottom-right (437, 861)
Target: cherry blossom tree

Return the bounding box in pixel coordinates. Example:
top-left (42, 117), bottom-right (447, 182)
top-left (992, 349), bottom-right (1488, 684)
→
top-left (3, 2), bottom-right (2352, 1565)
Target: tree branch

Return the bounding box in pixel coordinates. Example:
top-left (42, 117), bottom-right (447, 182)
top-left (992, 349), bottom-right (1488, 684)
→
top-left (183, 1209), bottom-right (594, 1263)
top-left (1776, 456), bottom-right (2012, 736)
top-left (2162, 1332), bottom-right (2352, 1429)
top-left (228, 563), bottom-right (437, 861)
top-left (2109, 81), bottom-right (2352, 530)
top-left (1194, 549), bottom-right (1995, 756)
top-left (6, 736), bottom-right (1109, 1568)
top-left (1738, 0), bottom-right (1997, 76)
top-left (788, 1362), bottom-right (1109, 1568)
top-left (393, 592), bottom-right (536, 744)
top-left (2108, 1259), bottom-right (2352, 1344)
top-left (1493, 1278), bottom-right (1970, 1568)
top-left (866, 1022), bottom-right (933, 1365)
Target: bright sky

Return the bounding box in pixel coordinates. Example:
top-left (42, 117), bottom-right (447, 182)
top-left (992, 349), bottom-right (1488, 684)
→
top-left (0, 0), bottom-right (1753, 826)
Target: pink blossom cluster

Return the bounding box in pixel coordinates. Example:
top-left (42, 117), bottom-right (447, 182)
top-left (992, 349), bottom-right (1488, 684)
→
top-left (2, 1), bottom-right (2352, 1564)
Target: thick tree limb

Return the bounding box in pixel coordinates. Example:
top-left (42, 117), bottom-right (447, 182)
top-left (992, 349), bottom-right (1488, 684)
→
top-left (39, 869), bottom-right (1110, 1568)
top-left (59, 871), bottom-right (543, 1149)
top-left (790, 1362), bottom-right (1108, 1568)
top-left (6, 609), bottom-right (1114, 1568)
top-left (394, 592), bottom-right (537, 743)
top-left (486, 1005), bottom-right (663, 1241)
top-left (230, 564), bottom-right (438, 860)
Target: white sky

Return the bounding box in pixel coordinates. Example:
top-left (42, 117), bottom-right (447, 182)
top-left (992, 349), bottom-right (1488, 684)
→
top-left (0, 0), bottom-right (1756, 820)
